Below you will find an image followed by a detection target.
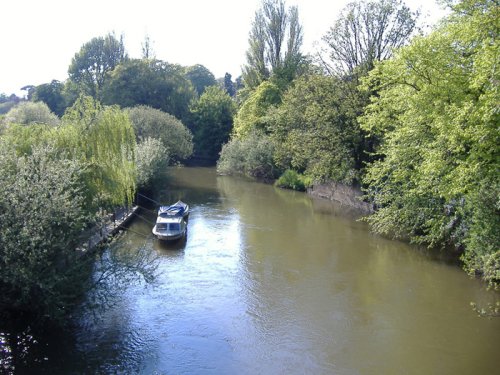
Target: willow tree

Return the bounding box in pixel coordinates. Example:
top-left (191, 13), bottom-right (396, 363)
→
top-left (60, 96), bottom-right (136, 209)
top-left (242, 0), bottom-right (304, 89)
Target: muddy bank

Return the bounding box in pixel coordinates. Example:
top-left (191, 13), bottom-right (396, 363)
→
top-left (307, 181), bottom-right (373, 214)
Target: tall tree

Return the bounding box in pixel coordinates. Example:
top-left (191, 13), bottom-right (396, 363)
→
top-left (68, 33), bottom-right (127, 99)
top-left (321, 0), bottom-right (419, 77)
top-left (242, 0), bottom-right (304, 89)
top-left (141, 34), bottom-right (155, 59)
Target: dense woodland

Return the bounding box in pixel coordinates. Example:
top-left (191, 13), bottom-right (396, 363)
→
top-left (0, 0), bottom-right (498, 321)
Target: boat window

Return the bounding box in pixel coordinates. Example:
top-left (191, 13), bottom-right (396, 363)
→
top-left (169, 223), bottom-right (181, 231)
top-left (157, 223), bottom-right (168, 230)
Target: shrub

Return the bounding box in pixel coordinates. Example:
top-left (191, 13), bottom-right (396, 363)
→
top-left (275, 169), bottom-right (311, 191)
top-left (128, 105), bottom-right (193, 161)
top-left (4, 101), bottom-right (60, 126)
top-left (217, 132), bottom-right (277, 180)
top-left (135, 137), bottom-right (169, 188)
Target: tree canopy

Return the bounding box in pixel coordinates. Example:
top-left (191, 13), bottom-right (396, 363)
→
top-left (68, 33), bottom-right (127, 99)
top-left (270, 74), bottom-right (361, 183)
top-left (189, 85), bottom-right (236, 161)
top-left (233, 80), bottom-right (282, 138)
top-left (102, 59), bottom-right (196, 121)
top-left (360, 0), bottom-right (499, 280)
top-left (184, 64), bottom-right (217, 96)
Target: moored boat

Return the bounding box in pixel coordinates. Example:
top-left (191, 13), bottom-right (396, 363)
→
top-left (152, 201), bottom-right (189, 241)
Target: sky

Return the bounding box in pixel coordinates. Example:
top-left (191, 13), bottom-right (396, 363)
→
top-left (0, 0), bottom-right (448, 96)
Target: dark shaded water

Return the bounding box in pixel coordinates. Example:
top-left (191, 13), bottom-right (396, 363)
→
top-left (2, 167), bottom-right (499, 374)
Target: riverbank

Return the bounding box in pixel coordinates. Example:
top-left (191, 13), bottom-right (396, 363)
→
top-left (307, 181), bottom-right (373, 214)
top-left (79, 206), bottom-right (139, 252)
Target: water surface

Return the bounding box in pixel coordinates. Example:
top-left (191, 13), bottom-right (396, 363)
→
top-left (5, 167), bottom-right (500, 374)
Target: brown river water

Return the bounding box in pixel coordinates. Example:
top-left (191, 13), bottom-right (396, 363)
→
top-left (2, 167), bottom-right (499, 374)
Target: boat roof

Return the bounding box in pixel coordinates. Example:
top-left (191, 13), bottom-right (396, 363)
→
top-left (158, 201), bottom-right (188, 217)
top-left (156, 215), bottom-right (184, 224)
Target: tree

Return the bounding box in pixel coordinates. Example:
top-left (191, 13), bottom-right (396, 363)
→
top-left (4, 101), bottom-right (60, 126)
top-left (233, 81), bottom-right (282, 138)
top-left (60, 96), bottom-right (137, 209)
top-left (242, 0), bottom-right (304, 89)
top-left (68, 33), bottom-right (127, 99)
top-left (141, 34), bottom-right (155, 59)
top-left (127, 105), bottom-right (193, 161)
top-left (31, 80), bottom-right (67, 116)
top-left (321, 0), bottom-right (419, 77)
top-left (184, 64), bottom-right (217, 96)
top-left (102, 59), bottom-right (196, 121)
top-left (360, 0), bottom-right (499, 281)
top-left (189, 86), bottom-right (236, 161)
top-left (270, 74), bottom-right (361, 184)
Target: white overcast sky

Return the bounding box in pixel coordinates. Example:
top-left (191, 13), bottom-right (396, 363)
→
top-left (1, 0), bottom-right (448, 96)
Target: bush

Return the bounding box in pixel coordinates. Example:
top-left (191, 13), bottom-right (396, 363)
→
top-left (275, 169), bottom-right (311, 191)
top-left (136, 137), bottom-right (169, 188)
top-left (4, 101), bottom-right (60, 126)
top-left (0, 143), bottom-right (92, 320)
top-left (128, 105), bottom-right (193, 161)
top-left (217, 132), bottom-right (277, 180)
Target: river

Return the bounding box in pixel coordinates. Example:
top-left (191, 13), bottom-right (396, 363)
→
top-left (3, 167), bottom-right (500, 374)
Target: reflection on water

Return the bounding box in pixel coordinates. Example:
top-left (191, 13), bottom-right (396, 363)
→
top-left (3, 167), bottom-right (500, 374)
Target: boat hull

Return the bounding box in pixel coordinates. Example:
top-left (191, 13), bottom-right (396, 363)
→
top-left (152, 226), bottom-right (186, 242)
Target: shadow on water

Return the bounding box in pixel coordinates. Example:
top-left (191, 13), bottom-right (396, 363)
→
top-left (152, 234), bottom-right (188, 254)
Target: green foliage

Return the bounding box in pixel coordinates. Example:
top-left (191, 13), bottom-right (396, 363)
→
top-left (189, 86), bottom-right (236, 161)
top-left (233, 81), bottom-right (282, 138)
top-left (184, 64), bottom-right (217, 96)
top-left (217, 132), bottom-right (277, 180)
top-left (31, 80), bottom-right (67, 117)
top-left (58, 96), bottom-right (137, 209)
top-left (243, 0), bottom-right (304, 89)
top-left (275, 169), bottom-right (311, 191)
top-left (270, 74), bottom-right (361, 184)
top-left (135, 137), bottom-right (169, 189)
top-left (223, 73), bottom-right (236, 97)
top-left (3, 101), bottom-right (60, 126)
top-left (0, 123), bottom-right (55, 155)
top-left (127, 105), bottom-right (193, 161)
top-left (360, 0), bottom-right (499, 280)
top-left (0, 142), bottom-right (92, 319)
top-left (102, 59), bottom-right (196, 121)
top-left (68, 33), bottom-right (127, 99)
